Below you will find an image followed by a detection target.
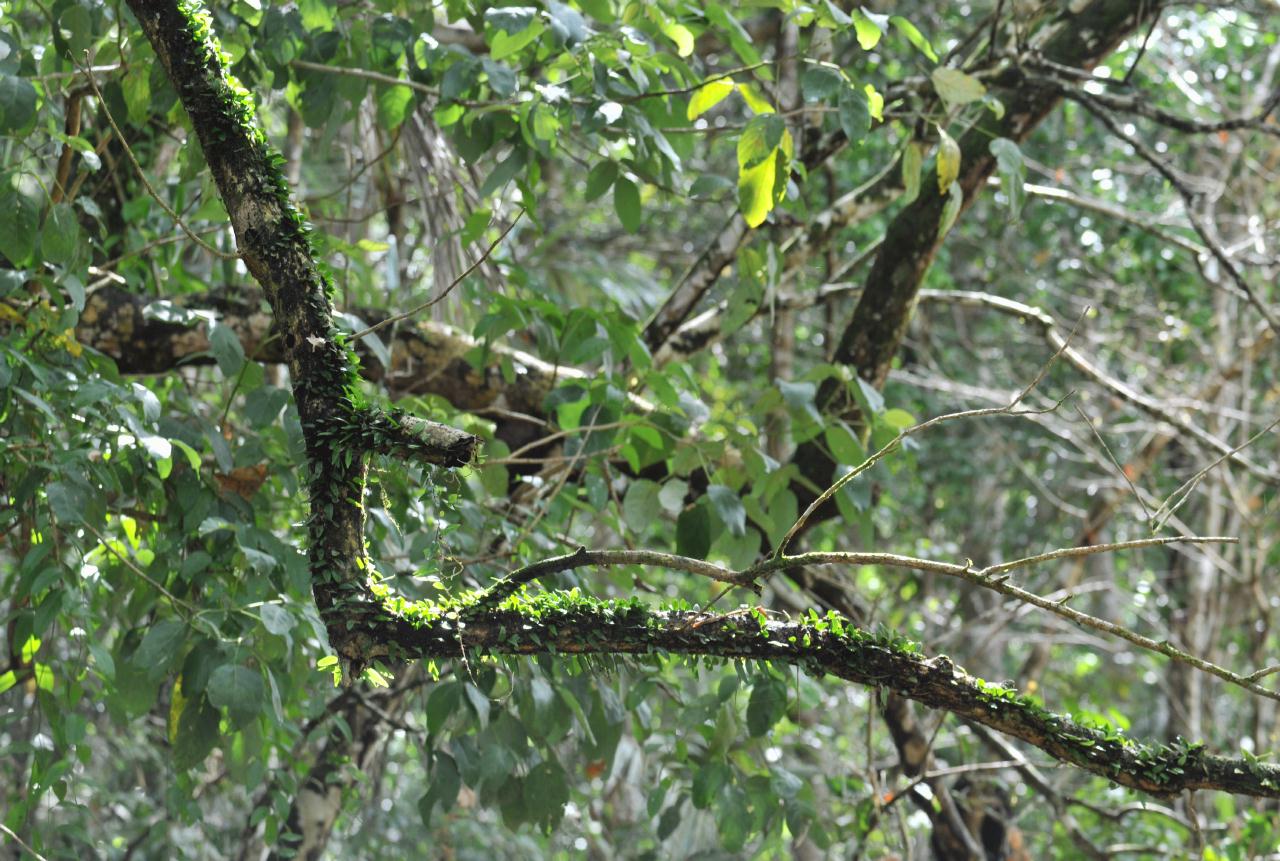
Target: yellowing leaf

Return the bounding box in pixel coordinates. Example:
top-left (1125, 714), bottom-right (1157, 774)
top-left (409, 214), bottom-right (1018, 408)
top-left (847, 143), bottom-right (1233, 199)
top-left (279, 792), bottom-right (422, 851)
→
top-left (735, 82), bottom-right (775, 115)
top-left (660, 20), bottom-right (694, 57)
top-left (739, 157), bottom-right (776, 228)
top-left (901, 140), bottom-right (923, 204)
top-left (851, 9), bottom-right (883, 50)
top-left (738, 127), bottom-right (792, 228)
top-left (686, 79), bottom-right (735, 120)
top-left (864, 84), bottom-right (884, 121)
top-left (936, 126), bottom-right (961, 194)
top-left (931, 67), bottom-right (987, 111)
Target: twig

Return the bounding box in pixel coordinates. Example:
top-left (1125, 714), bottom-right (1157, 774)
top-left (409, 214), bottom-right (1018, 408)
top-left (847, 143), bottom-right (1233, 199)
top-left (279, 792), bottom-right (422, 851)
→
top-left (0, 824), bottom-right (49, 861)
top-left (76, 52), bottom-right (239, 260)
top-left (1074, 403), bottom-right (1152, 522)
top-left (1152, 415), bottom-right (1280, 530)
top-left (776, 313), bottom-right (1084, 556)
top-left (349, 210), bottom-right (523, 342)
top-left (290, 58), bottom-right (437, 98)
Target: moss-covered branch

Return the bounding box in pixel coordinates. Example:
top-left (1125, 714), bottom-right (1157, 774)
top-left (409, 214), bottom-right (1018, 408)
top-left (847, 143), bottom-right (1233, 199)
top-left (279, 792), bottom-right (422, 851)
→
top-left (358, 594), bottom-right (1280, 799)
top-left (123, 0), bottom-right (469, 630)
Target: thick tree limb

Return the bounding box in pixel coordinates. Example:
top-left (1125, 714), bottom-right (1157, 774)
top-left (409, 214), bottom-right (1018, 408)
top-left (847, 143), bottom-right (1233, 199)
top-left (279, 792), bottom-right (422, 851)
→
top-left (353, 602), bottom-right (1280, 799)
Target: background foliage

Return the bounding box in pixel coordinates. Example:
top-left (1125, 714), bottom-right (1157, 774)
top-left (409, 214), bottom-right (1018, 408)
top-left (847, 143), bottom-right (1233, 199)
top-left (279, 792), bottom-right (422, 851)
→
top-left (2, 0), bottom-right (1279, 858)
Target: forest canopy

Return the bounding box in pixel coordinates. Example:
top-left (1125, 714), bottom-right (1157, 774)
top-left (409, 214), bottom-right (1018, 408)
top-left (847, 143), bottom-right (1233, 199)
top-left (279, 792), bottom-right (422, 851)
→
top-left (2, 0), bottom-right (1279, 858)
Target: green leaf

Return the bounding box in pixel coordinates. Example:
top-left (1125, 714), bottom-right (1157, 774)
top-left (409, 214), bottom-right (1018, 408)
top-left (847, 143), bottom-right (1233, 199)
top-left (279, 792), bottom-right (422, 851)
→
top-left (931, 67), bottom-right (987, 111)
top-left (0, 185), bottom-right (39, 266)
top-left (0, 73), bottom-right (37, 134)
top-left (419, 753), bottom-right (462, 825)
top-left (801, 66), bottom-right (843, 101)
top-left (41, 203), bottom-right (81, 268)
top-left (427, 681), bottom-right (462, 734)
top-left (881, 408), bottom-right (916, 430)
top-left (936, 126), bottom-right (961, 194)
top-left (207, 664), bottom-right (264, 725)
top-left (377, 84), bottom-right (415, 130)
top-left (706, 485), bottom-right (746, 538)
top-left (584, 161), bottom-right (617, 202)
top-left (173, 695), bottom-right (221, 770)
top-left (989, 137), bottom-right (1026, 217)
top-left (824, 422), bottom-right (864, 465)
top-left (658, 479), bottom-right (688, 513)
top-left (209, 320), bottom-right (246, 377)
top-left (838, 85), bottom-right (870, 147)
top-left (488, 15), bottom-right (545, 61)
top-left (901, 140), bottom-right (923, 204)
top-left (613, 176), bottom-right (641, 233)
top-left (676, 502), bottom-right (711, 560)
top-left (746, 677), bottom-right (787, 736)
top-left (133, 619), bottom-right (187, 680)
top-left (623, 479), bottom-right (661, 533)
top-left (686, 78), bottom-right (735, 120)
top-left (891, 15), bottom-right (938, 61)
top-left (523, 760), bottom-right (570, 828)
top-left (480, 147), bottom-right (526, 197)
top-left (123, 70), bottom-right (152, 125)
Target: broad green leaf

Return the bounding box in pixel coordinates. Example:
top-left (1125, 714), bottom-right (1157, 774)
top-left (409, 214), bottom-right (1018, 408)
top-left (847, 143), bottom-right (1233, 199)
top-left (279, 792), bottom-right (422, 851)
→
top-left (419, 753), bottom-right (462, 825)
top-left (838, 85), bottom-right (870, 146)
top-left (613, 176), bottom-right (641, 233)
top-left (707, 485), bottom-right (746, 537)
top-left (686, 78), bottom-right (735, 120)
top-left (523, 760), bottom-right (570, 828)
top-left (623, 479), bottom-right (661, 532)
top-left (676, 502), bottom-right (711, 560)
top-left (746, 677), bottom-right (787, 736)
top-left (658, 479), bottom-right (688, 513)
top-left (585, 161), bottom-right (617, 202)
top-left (377, 84), bottom-right (415, 130)
top-left (41, 203), bottom-right (81, 267)
top-left (0, 186), bottom-right (39, 266)
top-left (738, 155), bottom-right (777, 229)
top-left (207, 664), bottom-right (264, 725)
top-left (133, 619), bottom-right (187, 679)
top-left (123, 70), bottom-right (152, 125)
top-left (489, 17), bottom-right (544, 61)
top-left (864, 83), bottom-right (885, 121)
top-left (801, 66), bottom-right (843, 102)
top-left (209, 320), bottom-right (246, 377)
top-left (0, 73), bottom-right (36, 134)
top-left (931, 67), bottom-right (987, 111)
top-left (936, 126), bottom-right (961, 193)
top-left (173, 695), bottom-right (220, 770)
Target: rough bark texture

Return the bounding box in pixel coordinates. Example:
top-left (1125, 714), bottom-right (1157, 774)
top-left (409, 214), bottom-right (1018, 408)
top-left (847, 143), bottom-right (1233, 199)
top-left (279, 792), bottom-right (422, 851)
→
top-left (832, 0), bottom-right (1163, 392)
top-left (123, 0), bottom-right (477, 667)
top-left (358, 603), bottom-right (1280, 799)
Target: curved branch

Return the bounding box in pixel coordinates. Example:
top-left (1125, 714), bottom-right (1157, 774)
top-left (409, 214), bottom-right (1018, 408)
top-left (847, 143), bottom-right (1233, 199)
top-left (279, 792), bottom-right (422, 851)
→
top-left (360, 600), bottom-right (1280, 798)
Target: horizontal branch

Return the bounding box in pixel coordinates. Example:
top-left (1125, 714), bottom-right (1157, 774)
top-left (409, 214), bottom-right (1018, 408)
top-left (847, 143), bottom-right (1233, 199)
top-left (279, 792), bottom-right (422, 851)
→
top-left (355, 600), bottom-right (1280, 798)
top-left (351, 409), bottom-right (478, 468)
